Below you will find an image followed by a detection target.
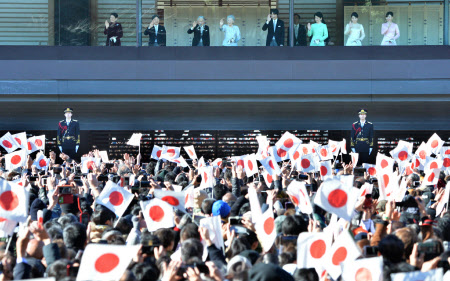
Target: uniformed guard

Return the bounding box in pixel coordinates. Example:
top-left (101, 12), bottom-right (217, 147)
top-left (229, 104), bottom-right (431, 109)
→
top-left (351, 109), bottom-right (374, 165)
top-left (57, 108), bottom-right (80, 160)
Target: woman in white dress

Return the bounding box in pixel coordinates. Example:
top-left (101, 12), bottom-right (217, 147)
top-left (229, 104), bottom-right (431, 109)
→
top-left (219, 15), bottom-right (241, 46)
top-left (344, 12), bottom-right (365, 46)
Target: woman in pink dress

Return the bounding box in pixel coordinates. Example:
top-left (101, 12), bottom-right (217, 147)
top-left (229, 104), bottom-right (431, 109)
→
top-left (381, 11), bottom-right (400, 45)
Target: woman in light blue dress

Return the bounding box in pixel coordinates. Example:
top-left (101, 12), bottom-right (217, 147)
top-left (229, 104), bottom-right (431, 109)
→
top-left (219, 15), bottom-right (241, 46)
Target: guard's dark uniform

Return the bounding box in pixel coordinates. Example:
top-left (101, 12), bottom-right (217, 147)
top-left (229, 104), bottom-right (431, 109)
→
top-left (57, 119), bottom-right (80, 160)
top-left (351, 120), bottom-right (374, 165)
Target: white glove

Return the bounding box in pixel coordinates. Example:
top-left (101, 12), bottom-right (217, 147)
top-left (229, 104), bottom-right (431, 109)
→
top-left (351, 148), bottom-right (356, 153)
top-left (59, 146), bottom-right (63, 152)
top-left (76, 145), bottom-right (79, 153)
top-left (369, 148), bottom-right (373, 154)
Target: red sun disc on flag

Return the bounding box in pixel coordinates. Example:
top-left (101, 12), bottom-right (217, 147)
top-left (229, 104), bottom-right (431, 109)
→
top-left (87, 161), bottom-right (95, 170)
top-left (269, 160), bottom-right (275, 170)
top-left (320, 166), bottom-right (328, 176)
top-left (0, 217), bottom-right (6, 222)
top-left (380, 159), bottom-right (389, 169)
top-left (167, 149), bottom-right (176, 157)
top-left (445, 149), bottom-right (450, 155)
top-left (188, 149), bottom-right (194, 156)
top-left (310, 239), bottom-right (326, 259)
top-left (398, 151), bottom-right (408, 161)
top-left (383, 174), bottom-right (390, 187)
top-left (162, 196), bottom-right (180, 207)
top-left (328, 189), bottom-right (347, 208)
top-left (368, 167), bottom-right (376, 176)
top-left (35, 139), bottom-right (43, 147)
top-left (293, 151), bottom-right (300, 160)
top-left (149, 205), bottom-right (165, 222)
top-left (157, 150), bottom-right (162, 158)
top-left (302, 147), bottom-right (308, 155)
top-left (415, 158), bottom-right (420, 167)
top-left (11, 155), bottom-right (22, 165)
top-left (27, 142), bottom-right (32, 151)
top-left (267, 174), bottom-right (273, 184)
top-left (14, 138), bottom-right (21, 145)
top-left (290, 194), bottom-right (299, 206)
top-left (94, 253), bottom-right (120, 273)
top-left (320, 148), bottom-right (327, 157)
top-left (431, 140), bottom-right (439, 148)
top-left (419, 150), bottom-right (426, 159)
top-left (2, 140), bottom-right (12, 148)
top-left (277, 148), bottom-right (287, 158)
top-left (217, 161), bottom-right (222, 167)
top-left (332, 247), bottom-right (348, 266)
top-left (430, 162), bottom-right (438, 169)
top-left (263, 217), bottom-right (274, 235)
top-left (355, 267), bottom-right (372, 281)
top-left (331, 145), bottom-right (337, 153)
top-left (109, 191), bottom-right (124, 206)
top-left (443, 158), bottom-right (450, 168)
top-left (39, 159), bottom-right (47, 167)
top-left (428, 173), bottom-right (435, 183)
top-left (0, 191), bottom-right (19, 211)
top-left (203, 172), bottom-right (208, 183)
top-left (301, 159), bottom-right (310, 169)
top-left (237, 160), bottom-right (244, 168)
top-left (247, 160), bottom-right (253, 171)
top-left (284, 138), bottom-right (294, 148)
top-left (299, 189), bottom-right (308, 205)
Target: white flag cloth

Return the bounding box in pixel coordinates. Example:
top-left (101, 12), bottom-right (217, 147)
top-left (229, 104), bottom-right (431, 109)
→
top-left (255, 206), bottom-right (276, 252)
top-left (199, 215), bottom-right (224, 251)
top-left (423, 168), bottom-right (440, 185)
top-left (256, 135), bottom-right (270, 160)
top-left (314, 179), bottom-right (359, 221)
top-left (378, 172), bottom-right (400, 200)
top-left (287, 181), bottom-right (313, 214)
top-left (151, 145), bottom-right (162, 160)
top-left (161, 145), bottom-right (180, 161)
top-left (275, 131), bottom-right (301, 161)
top-left (173, 155), bottom-right (189, 168)
top-left (197, 156), bottom-right (206, 169)
top-left (442, 155), bottom-right (450, 174)
top-left (244, 154), bottom-right (258, 177)
top-left (0, 132), bottom-right (20, 153)
top-left (96, 181), bottom-right (134, 218)
top-left (319, 160), bottom-right (333, 181)
top-left (298, 154), bottom-right (316, 173)
top-left (394, 179), bottom-right (408, 202)
top-left (231, 155), bottom-right (246, 169)
top-left (269, 145), bottom-right (287, 162)
top-left (81, 157), bottom-right (101, 173)
top-left (154, 189), bottom-right (187, 212)
top-left (440, 146), bottom-right (450, 156)
top-left (98, 151), bottom-right (109, 163)
top-left (126, 133), bottom-right (142, 146)
top-left (415, 141), bottom-right (430, 163)
top-left (183, 145), bottom-right (198, 160)
top-left (436, 182), bottom-right (450, 216)
top-left (391, 268), bottom-right (443, 281)
top-left (26, 137), bottom-right (39, 154)
top-left (324, 230), bottom-right (361, 280)
top-left (376, 153), bottom-right (394, 172)
top-left (0, 217), bottom-right (17, 237)
top-left (362, 163), bottom-right (377, 177)
top-left (340, 138), bottom-right (348, 154)
top-left (140, 198), bottom-right (175, 232)
top-left (328, 140), bottom-right (340, 156)
top-left (259, 155), bottom-right (281, 176)
top-left (298, 144), bottom-right (312, 156)
top-left (289, 143), bottom-right (302, 162)
top-left (199, 166), bottom-right (215, 189)
top-left (426, 133), bottom-right (444, 155)
top-left (0, 178), bottom-right (28, 222)
top-left (309, 140), bottom-right (319, 154)
top-left (316, 145), bottom-right (333, 161)
top-left (262, 169), bottom-right (274, 187)
top-left (390, 141), bottom-right (413, 163)
top-left (33, 152), bottom-right (49, 170)
top-left (424, 156), bottom-right (443, 173)
top-left (350, 152), bottom-right (359, 166)
top-left (248, 187), bottom-right (263, 224)
top-left (184, 185), bottom-right (195, 209)
top-left (77, 244), bottom-right (140, 281)
top-left (297, 232), bottom-right (332, 272)
top-left (359, 183), bottom-right (373, 197)
top-left (341, 256), bottom-right (383, 281)
top-left (5, 150), bottom-right (27, 171)
top-left (11, 132), bottom-right (27, 151)
top-left (34, 135), bottom-right (45, 151)
top-left (212, 158), bottom-right (223, 168)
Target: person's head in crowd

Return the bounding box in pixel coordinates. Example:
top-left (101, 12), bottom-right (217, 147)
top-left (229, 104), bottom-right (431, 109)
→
top-left (47, 225), bottom-right (64, 241)
top-left (224, 169), bottom-right (233, 186)
top-left (92, 205), bottom-right (115, 226)
top-left (213, 183), bottom-right (228, 200)
top-left (154, 228), bottom-right (175, 252)
top-left (230, 237), bottom-right (251, 258)
top-left (294, 14), bottom-right (301, 25)
top-left (164, 172), bottom-right (176, 184)
top-left (151, 15), bottom-right (160, 25)
top-left (282, 215), bottom-right (308, 236)
top-left (249, 262), bottom-right (295, 281)
top-left (118, 165), bottom-right (132, 177)
top-left (314, 12), bottom-right (324, 24)
top-left (181, 238), bottom-right (203, 263)
top-left (115, 217), bottom-right (133, 235)
top-left (131, 263), bottom-right (159, 281)
top-left (63, 223), bottom-right (87, 252)
top-left (194, 189), bottom-right (208, 211)
top-left (201, 198), bottom-right (216, 216)
top-left (293, 268), bottom-right (319, 281)
top-left (226, 255), bottom-right (252, 281)
top-left (46, 259), bottom-right (77, 280)
top-left (212, 200), bottom-right (231, 220)
top-left (394, 227), bottom-right (418, 262)
top-left (379, 234), bottom-right (405, 264)
top-left (278, 251), bottom-right (296, 267)
top-left (180, 223), bottom-right (200, 242)
top-left (270, 9), bottom-right (279, 20)
top-left (241, 230), bottom-right (259, 250)
top-left (58, 214), bottom-right (78, 229)
top-left (223, 192), bottom-right (237, 208)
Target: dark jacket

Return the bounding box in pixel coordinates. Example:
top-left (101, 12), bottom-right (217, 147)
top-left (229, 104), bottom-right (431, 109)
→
top-left (57, 119), bottom-right (80, 146)
top-left (104, 22), bottom-right (123, 46)
top-left (187, 24), bottom-right (210, 46)
top-left (288, 23), bottom-right (307, 46)
top-left (351, 120), bottom-right (374, 153)
top-left (262, 19), bottom-right (285, 46)
top-left (144, 25), bottom-right (166, 46)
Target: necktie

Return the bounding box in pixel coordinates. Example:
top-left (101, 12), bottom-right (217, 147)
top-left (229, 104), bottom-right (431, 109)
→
top-left (274, 21), bottom-right (276, 32)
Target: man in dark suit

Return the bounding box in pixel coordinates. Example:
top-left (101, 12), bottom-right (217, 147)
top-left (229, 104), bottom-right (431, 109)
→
top-left (351, 109), bottom-right (374, 165)
top-left (57, 107), bottom-right (80, 160)
top-left (144, 15), bottom-right (166, 46)
top-left (289, 14), bottom-right (307, 46)
top-left (187, 16), bottom-right (210, 46)
top-left (262, 9), bottom-right (285, 46)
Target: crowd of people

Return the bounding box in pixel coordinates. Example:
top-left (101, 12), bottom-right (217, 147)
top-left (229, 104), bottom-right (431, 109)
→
top-left (103, 9), bottom-right (401, 47)
top-left (0, 131), bottom-right (449, 281)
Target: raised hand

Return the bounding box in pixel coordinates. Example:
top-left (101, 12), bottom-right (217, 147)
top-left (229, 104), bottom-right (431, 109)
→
top-left (267, 14), bottom-right (271, 22)
top-left (307, 22), bottom-right (311, 30)
top-left (105, 20), bottom-right (109, 28)
top-left (192, 21), bottom-right (197, 28)
top-left (219, 18), bottom-right (224, 26)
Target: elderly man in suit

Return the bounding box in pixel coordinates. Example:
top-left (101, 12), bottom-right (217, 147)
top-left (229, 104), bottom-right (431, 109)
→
top-left (187, 16), bottom-right (210, 46)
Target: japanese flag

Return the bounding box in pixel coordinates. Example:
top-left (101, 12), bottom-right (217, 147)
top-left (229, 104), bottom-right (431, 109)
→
top-left (269, 145), bottom-right (287, 162)
top-left (394, 179), bottom-right (408, 202)
top-left (317, 145), bottom-right (333, 161)
top-left (171, 156), bottom-right (189, 168)
top-left (0, 217), bottom-right (17, 237)
top-left (96, 181), bottom-right (134, 218)
top-left (199, 166), bottom-right (215, 189)
top-left (390, 268), bottom-right (443, 281)
top-left (183, 145), bottom-right (197, 160)
top-left (34, 152), bottom-right (49, 170)
top-left (379, 172), bottom-right (400, 200)
top-left (275, 131), bottom-right (301, 161)
top-left (297, 232), bottom-right (332, 273)
top-left (197, 156), bottom-right (206, 169)
top-left (81, 157), bottom-right (101, 173)
top-left (310, 140), bottom-right (319, 154)
top-left (76, 244), bottom-right (140, 281)
top-left (256, 135), bottom-right (270, 160)
top-left (359, 182), bottom-right (373, 197)
top-left (248, 187), bottom-right (263, 224)
top-left (33, 135), bottom-right (45, 151)
top-left (362, 163), bottom-right (377, 177)
top-left (426, 133), bottom-right (444, 155)
top-left (341, 256), bottom-right (383, 281)
top-left (328, 140), bottom-right (340, 156)
top-left (436, 182), bottom-right (449, 216)
top-left (376, 153), bottom-right (394, 172)
top-left (350, 152), bottom-right (359, 166)
top-left (255, 206), bottom-right (276, 252)
top-left (424, 156), bottom-right (443, 173)
top-left (319, 160), bottom-right (333, 181)
top-left (410, 156), bottom-right (423, 171)
top-left (199, 215), bottom-right (224, 251)
top-left (0, 178), bottom-right (29, 222)
top-left (5, 150), bottom-right (27, 170)
top-left (232, 155), bottom-right (246, 169)
top-left (26, 136), bottom-right (39, 154)
top-left (151, 145), bottom-right (162, 160)
top-left (262, 169), bottom-right (274, 187)
top-left (140, 198), bottom-right (175, 232)
top-left (298, 154), bottom-right (316, 173)
top-left (423, 168), bottom-right (440, 185)
top-left (324, 230), bottom-right (361, 280)
top-left (161, 146), bottom-right (180, 161)
top-left (390, 141), bottom-right (413, 163)
top-left (0, 132), bottom-right (20, 153)
top-left (287, 180), bottom-right (313, 214)
top-left (212, 158), bottom-right (223, 168)
top-left (244, 154), bottom-right (258, 177)
top-left (11, 132), bottom-right (27, 151)
top-left (259, 155), bottom-right (281, 176)
top-left (439, 146), bottom-right (450, 156)
top-left (289, 143), bottom-right (303, 163)
top-left (340, 138), bottom-right (348, 154)
top-left (298, 144), bottom-right (312, 156)
top-left (154, 189), bottom-right (186, 212)
top-left (415, 142), bottom-right (430, 163)
top-left (126, 133), bottom-right (142, 146)
top-left (184, 185), bottom-right (195, 209)
top-left (441, 155), bottom-right (450, 174)
top-left (314, 179), bottom-right (359, 222)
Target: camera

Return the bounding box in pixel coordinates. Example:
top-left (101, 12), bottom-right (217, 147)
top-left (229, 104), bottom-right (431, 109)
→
top-left (418, 241), bottom-right (440, 255)
top-left (229, 216), bottom-right (242, 225)
top-left (97, 175), bottom-right (108, 182)
top-left (59, 185), bottom-right (72, 195)
top-left (363, 246), bottom-right (379, 257)
top-left (177, 263), bottom-right (209, 277)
